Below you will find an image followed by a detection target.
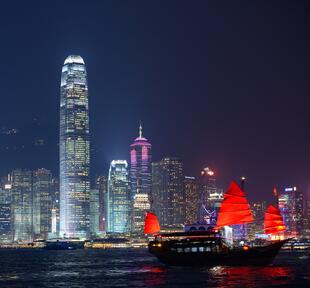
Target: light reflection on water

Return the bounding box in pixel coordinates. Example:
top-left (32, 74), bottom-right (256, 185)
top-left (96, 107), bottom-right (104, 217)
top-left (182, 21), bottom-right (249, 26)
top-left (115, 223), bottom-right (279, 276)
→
top-left (0, 249), bottom-right (308, 287)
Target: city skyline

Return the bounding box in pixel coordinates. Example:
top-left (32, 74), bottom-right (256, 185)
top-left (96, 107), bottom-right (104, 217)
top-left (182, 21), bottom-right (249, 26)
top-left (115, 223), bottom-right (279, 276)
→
top-left (0, 1), bottom-right (309, 204)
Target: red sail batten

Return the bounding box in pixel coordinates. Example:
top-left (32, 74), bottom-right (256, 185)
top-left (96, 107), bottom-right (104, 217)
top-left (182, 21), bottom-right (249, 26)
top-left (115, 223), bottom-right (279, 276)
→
top-left (144, 212), bottom-right (160, 234)
top-left (216, 181), bottom-right (254, 228)
top-left (264, 204), bottom-right (286, 234)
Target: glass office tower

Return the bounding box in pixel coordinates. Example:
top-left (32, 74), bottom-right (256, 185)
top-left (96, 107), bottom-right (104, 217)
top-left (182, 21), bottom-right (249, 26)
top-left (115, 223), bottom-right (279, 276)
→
top-left (59, 55), bottom-right (90, 238)
top-left (107, 160), bottom-right (131, 233)
top-left (130, 125), bottom-right (152, 235)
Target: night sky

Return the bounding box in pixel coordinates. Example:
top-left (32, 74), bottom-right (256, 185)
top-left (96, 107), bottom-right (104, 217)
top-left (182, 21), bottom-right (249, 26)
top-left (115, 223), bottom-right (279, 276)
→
top-left (0, 0), bottom-right (309, 202)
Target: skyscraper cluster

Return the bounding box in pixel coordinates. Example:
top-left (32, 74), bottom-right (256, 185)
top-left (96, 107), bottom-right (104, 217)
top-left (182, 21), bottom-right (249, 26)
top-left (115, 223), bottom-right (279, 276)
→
top-left (0, 54), bottom-right (309, 244)
top-left (0, 169), bottom-right (59, 243)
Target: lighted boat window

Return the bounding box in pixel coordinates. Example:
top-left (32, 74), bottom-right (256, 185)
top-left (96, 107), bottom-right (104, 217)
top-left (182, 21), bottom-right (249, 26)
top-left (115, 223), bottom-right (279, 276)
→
top-left (199, 247), bottom-right (204, 252)
top-left (184, 248), bottom-right (190, 253)
top-left (177, 248), bottom-right (183, 253)
top-left (191, 247), bottom-right (198, 252)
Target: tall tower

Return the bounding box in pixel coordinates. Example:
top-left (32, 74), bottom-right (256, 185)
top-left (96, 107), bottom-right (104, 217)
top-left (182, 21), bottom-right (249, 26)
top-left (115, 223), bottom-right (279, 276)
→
top-left (107, 160), bottom-right (131, 233)
top-left (33, 168), bottom-right (53, 240)
top-left (279, 186), bottom-right (304, 237)
top-left (152, 157), bottom-right (185, 229)
top-left (184, 176), bottom-right (199, 224)
top-left (130, 124), bottom-right (152, 235)
top-left (59, 55), bottom-right (90, 238)
top-left (199, 167), bottom-right (223, 224)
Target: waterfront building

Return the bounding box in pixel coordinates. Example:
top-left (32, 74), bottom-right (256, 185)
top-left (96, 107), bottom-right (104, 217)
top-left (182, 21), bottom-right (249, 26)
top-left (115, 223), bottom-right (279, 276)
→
top-left (184, 176), bottom-right (199, 224)
top-left (247, 201), bottom-right (267, 240)
top-left (199, 168), bottom-right (223, 224)
top-left (304, 194), bottom-right (310, 238)
top-left (0, 177), bottom-right (12, 243)
top-left (107, 160), bottom-right (131, 233)
top-left (152, 157), bottom-right (184, 229)
top-left (90, 189), bottom-right (100, 237)
top-left (50, 177), bottom-right (60, 237)
top-left (11, 169), bottom-right (33, 242)
top-left (59, 55), bottom-right (90, 238)
top-left (33, 168), bottom-right (53, 240)
top-left (95, 175), bottom-right (107, 232)
top-left (278, 186), bottom-right (304, 237)
top-left (130, 124), bottom-right (152, 235)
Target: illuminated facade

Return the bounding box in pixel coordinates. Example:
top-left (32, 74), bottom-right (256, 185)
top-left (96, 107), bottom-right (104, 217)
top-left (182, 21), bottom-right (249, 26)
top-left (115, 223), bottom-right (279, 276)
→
top-left (184, 176), bottom-right (199, 224)
top-left (33, 168), bottom-right (53, 240)
top-left (11, 170), bottom-right (33, 242)
top-left (130, 124), bottom-right (152, 234)
top-left (50, 177), bottom-right (60, 236)
top-left (90, 189), bottom-right (100, 237)
top-left (152, 157), bottom-right (185, 229)
top-left (199, 168), bottom-right (223, 224)
top-left (279, 186), bottom-right (304, 237)
top-left (60, 55), bottom-right (90, 238)
top-left (247, 201), bottom-right (267, 240)
top-left (107, 160), bottom-right (131, 233)
top-left (95, 176), bottom-right (107, 232)
top-left (0, 177), bottom-right (12, 243)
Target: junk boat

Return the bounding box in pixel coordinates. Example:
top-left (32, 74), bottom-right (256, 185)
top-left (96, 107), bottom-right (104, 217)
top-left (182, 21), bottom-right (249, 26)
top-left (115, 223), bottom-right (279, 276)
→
top-left (145, 181), bottom-right (288, 266)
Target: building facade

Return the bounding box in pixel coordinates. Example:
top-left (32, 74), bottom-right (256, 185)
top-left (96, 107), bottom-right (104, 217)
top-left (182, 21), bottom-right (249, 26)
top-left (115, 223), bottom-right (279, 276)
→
top-left (90, 189), bottom-right (100, 237)
top-left (96, 175), bottom-right (107, 232)
top-left (279, 186), bottom-right (304, 237)
top-left (107, 160), bottom-right (131, 233)
top-left (11, 170), bottom-right (33, 242)
top-left (184, 176), bottom-right (199, 224)
top-left (0, 176), bottom-right (12, 243)
top-left (33, 168), bottom-right (53, 240)
top-left (152, 157), bottom-right (185, 229)
top-left (130, 124), bottom-right (152, 234)
top-left (199, 168), bottom-right (223, 224)
top-left (60, 55), bottom-right (90, 238)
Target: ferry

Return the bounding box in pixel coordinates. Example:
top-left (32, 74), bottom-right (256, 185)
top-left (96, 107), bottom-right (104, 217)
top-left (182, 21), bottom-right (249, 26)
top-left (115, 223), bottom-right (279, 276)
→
top-left (44, 238), bottom-right (85, 250)
top-left (145, 181), bottom-right (288, 266)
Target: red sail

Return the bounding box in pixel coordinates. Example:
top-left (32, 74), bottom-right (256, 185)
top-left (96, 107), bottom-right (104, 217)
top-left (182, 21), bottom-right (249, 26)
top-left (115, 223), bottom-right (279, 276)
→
top-left (216, 181), bottom-right (254, 228)
top-left (144, 212), bottom-right (160, 234)
top-left (264, 204), bottom-right (286, 234)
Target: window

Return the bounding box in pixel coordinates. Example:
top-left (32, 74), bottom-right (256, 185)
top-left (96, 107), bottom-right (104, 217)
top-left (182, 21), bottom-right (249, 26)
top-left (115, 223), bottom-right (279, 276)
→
top-left (191, 247), bottom-right (198, 252)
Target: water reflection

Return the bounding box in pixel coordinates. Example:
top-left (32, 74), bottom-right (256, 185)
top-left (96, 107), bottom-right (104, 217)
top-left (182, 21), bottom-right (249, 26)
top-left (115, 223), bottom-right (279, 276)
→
top-left (139, 265), bottom-right (167, 286)
top-left (209, 266), bottom-right (293, 287)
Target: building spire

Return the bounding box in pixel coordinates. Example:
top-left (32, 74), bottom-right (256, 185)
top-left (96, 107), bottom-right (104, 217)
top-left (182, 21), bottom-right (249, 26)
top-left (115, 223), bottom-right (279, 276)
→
top-left (139, 121), bottom-right (143, 138)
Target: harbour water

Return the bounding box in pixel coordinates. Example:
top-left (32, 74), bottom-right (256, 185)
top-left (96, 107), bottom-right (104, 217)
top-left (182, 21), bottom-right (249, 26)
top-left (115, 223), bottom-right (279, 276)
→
top-left (0, 249), bottom-right (308, 287)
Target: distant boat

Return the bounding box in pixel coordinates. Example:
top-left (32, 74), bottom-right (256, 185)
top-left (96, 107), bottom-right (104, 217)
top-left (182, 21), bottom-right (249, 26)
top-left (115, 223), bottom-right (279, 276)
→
top-left (146, 181), bottom-right (288, 266)
top-left (44, 238), bottom-right (85, 250)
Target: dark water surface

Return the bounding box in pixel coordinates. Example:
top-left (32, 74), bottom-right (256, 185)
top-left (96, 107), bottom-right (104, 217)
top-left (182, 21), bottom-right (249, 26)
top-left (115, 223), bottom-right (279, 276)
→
top-left (0, 249), bottom-right (309, 287)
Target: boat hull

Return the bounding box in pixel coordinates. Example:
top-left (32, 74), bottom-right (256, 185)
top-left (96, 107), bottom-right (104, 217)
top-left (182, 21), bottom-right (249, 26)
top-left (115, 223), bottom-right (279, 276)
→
top-left (149, 240), bottom-right (288, 266)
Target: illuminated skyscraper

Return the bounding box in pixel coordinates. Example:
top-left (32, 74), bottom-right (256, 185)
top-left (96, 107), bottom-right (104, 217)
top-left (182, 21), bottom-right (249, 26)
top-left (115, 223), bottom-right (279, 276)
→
top-left (184, 176), bottom-right (199, 224)
top-left (130, 124), bottom-right (152, 234)
top-left (199, 167), bottom-right (223, 224)
top-left (11, 170), bottom-right (33, 242)
top-left (60, 55), bottom-right (90, 238)
top-left (247, 201), bottom-right (267, 240)
top-left (0, 176), bottom-right (12, 243)
top-left (95, 175), bottom-right (107, 232)
top-left (89, 189), bottom-right (100, 237)
top-left (107, 160), bottom-right (131, 233)
top-left (152, 157), bottom-right (184, 229)
top-left (279, 186), bottom-right (304, 237)
top-left (33, 168), bottom-right (53, 240)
